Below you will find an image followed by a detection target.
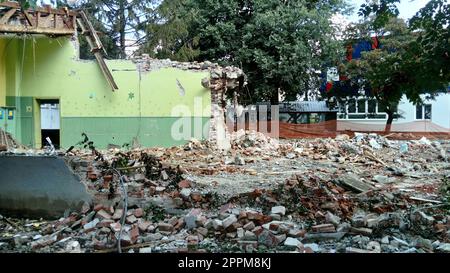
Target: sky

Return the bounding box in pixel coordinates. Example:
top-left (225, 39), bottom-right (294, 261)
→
top-left (37, 0), bottom-right (430, 21)
top-left (346, 0), bottom-right (431, 22)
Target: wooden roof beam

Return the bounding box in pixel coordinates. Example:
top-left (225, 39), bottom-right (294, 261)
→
top-left (0, 24), bottom-right (74, 35)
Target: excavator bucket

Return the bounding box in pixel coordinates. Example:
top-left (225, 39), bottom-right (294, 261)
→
top-left (0, 155), bottom-right (91, 219)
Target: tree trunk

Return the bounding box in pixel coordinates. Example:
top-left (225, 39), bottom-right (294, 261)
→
top-left (270, 89), bottom-right (280, 105)
top-left (118, 0), bottom-right (126, 59)
top-left (384, 111), bottom-right (395, 133)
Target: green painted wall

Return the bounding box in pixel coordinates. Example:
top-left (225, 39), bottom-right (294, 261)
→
top-left (4, 96), bottom-right (34, 147)
top-left (62, 117), bottom-right (210, 148)
top-left (0, 39), bottom-right (5, 107)
top-left (1, 36), bottom-right (212, 149)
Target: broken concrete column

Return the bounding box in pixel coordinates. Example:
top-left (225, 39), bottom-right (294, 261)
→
top-left (211, 103), bottom-right (232, 151)
top-left (206, 67), bottom-right (246, 151)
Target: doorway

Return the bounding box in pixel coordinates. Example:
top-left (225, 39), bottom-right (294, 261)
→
top-left (39, 100), bottom-right (60, 149)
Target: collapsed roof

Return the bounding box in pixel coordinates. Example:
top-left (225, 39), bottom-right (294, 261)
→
top-left (0, 1), bottom-right (76, 35)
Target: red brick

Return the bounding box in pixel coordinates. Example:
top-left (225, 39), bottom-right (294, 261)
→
top-left (112, 209), bottom-right (123, 220)
top-left (243, 221), bottom-right (256, 231)
top-left (269, 223), bottom-right (280, 231)
top-left (197, 227), bottom-right (209, 237)
top-left (93, 239), bottom-right (108, 250)
top-left (103, 175), bottom-right (113, 183)
top-left (97, 219), bottom-right (115, 228)
top-left (187, 235), bottom-right (199, 246)
top-left (191, 192), bottom-right (203, 202)
top-left (312, 224), bottom-right (336, 233)
top-left (120, 234), bottom-right (133, 247)
top-left (103, 180), bottom-right (110, 189)
top-left (158, 223), bottom-right (174, 232)
top-left (126, 215), bottom-right (138, 224)
top-left (130, 225), bottom-right (140, 244)
top-left (315, 211), bottom-right (325, 219)
top-left (178, 180), bottom-right (192, 189)
top-left (289, 229), bottom-right (307, 238)
top-left (259, 215), bottom-right (273, 226)
top-left (196, 216), bottom-right (208, 227)
top-left (258, 230), bottom-right (282, 248)
top-left (219, 203), bottom-right (233, 214)
top-left (133, 208), bottom-right (144, 218)
top-left (239, 211), bottom-right (248, 220)
top-left (247, 211), bottom-right (260, 220)
top-left (96, 210), bottom-right (112, 220)
top-left (93, 204), bottom-right (104, 212)
top-left (110, 222), bottom-right (122, 233)
top-left (174, 219), bottom-right (185, 230)
top-left (138, 220), bottom-right (152, 232)
top-left (169, 217), bottom-right (179, 226)
top-left (304, 247), bottom-right (314, 253)
top-left (81, 202), bottom-right (91, 214)
top-left (252, 226), bottom-right (264, 236)
top-left (88, 172), bottom-right (98, 181)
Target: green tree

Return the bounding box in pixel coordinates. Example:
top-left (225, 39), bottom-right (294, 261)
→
top-left (338, 18), bottom-right (429, 132)
top-left (333, 0), bottom-right (449, 133)
top-left (144, 0), bottom-right (348, 104)
top-left (1, 0), bottom-right (156, 59)
top-left (66, 0), bottom-right (157, 59)
top-left (237, 1), bottom-right (346, 103)
top-left (0, 0), bottom-right (37, 8)
top-left (139, 0), bottom-right (200, 61)
top-left (358, 0), bottom-right (400, 28)
top-left (410, 0), bottom-right (449, 86)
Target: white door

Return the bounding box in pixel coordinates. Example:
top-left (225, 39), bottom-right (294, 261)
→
top-left (40, 103), bottom-right (60, 130)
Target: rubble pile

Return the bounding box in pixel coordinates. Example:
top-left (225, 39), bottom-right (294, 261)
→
top-left (230, 130), bottom-right (280, 155)
top-left (0, 132), bottom-right (449, 253)
top-left (206, 66), bottom-right (246, 92)
top-left (0, 129), bottom-right (26, 152)
top-left (132, 55), bottom-right (220, 73)
top-left (131, 54), bottom-right (247, 91)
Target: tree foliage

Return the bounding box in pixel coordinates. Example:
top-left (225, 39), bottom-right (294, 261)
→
top-left (358, 0), bottom-right (400, 29)
top-left (65, 0), bottom-right (157, 59)
top-left (139, 0), bottom-right (200, 61)
top-left (339, 18), bottom-right (424, 131)
top-left (410, 0), bottom-right (450, 85)
top-left (0, 0), bottom-right (37, 8)
top-left (144, 0), bottom-right (348, 104)
top-left (0, 0), bottom-right (155, 59)
top-left (330, 0), bottom-right (449, 132)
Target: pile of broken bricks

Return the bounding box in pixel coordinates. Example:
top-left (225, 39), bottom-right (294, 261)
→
top-left (0, 132), bottom-right (449, 253)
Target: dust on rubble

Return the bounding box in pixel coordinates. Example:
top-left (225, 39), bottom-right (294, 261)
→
top-left (0, 131), bottom-right (449, 253)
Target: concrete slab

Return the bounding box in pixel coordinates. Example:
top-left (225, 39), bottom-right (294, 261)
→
top-left (0, 155), bottom-right (91, 219)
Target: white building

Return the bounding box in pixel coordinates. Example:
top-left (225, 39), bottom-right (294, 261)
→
top-left (337, 92), bottom-right (450, 133)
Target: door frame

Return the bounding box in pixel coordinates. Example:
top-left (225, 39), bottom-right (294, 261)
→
top-left (33, 97), bottom-right (61, 149)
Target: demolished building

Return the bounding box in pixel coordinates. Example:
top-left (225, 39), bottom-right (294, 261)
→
top-left (1, 2), bottom-right (449, 255)
top-left (0, 2), bottom-right (245, 150)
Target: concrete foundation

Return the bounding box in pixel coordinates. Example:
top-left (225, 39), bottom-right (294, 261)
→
top-left (0, 155), bottom-right (91, 219)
